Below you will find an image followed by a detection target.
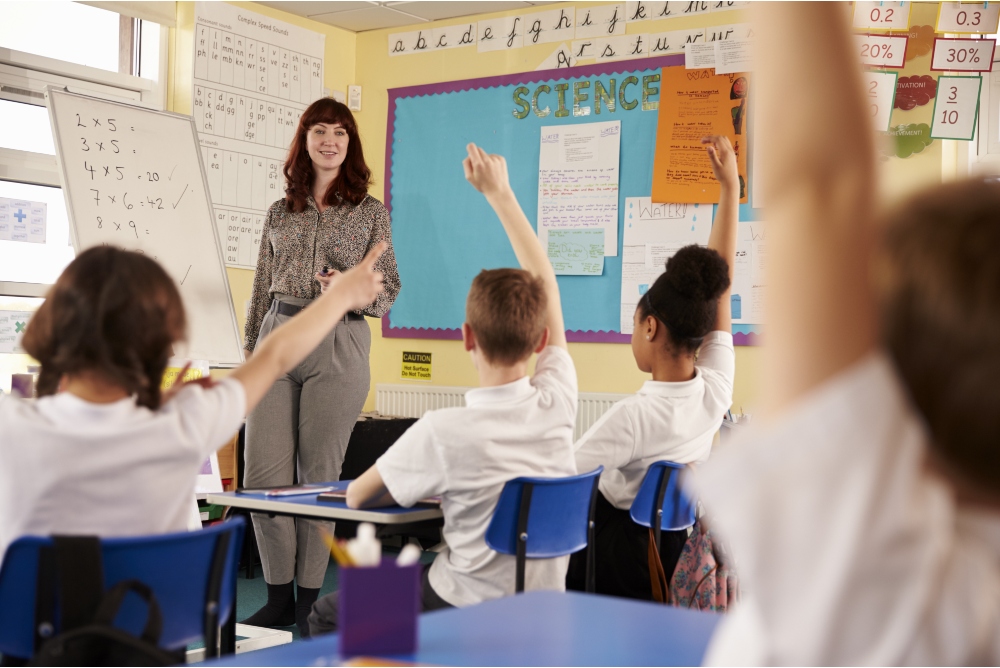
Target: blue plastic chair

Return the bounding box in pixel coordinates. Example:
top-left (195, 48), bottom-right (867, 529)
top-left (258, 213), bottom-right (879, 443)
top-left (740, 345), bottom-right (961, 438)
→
top-left (485, 467), bottom-right (602, 594)
top-left (629, 461), bottom-right (697, 552)
top-left (0, 516), bottom-right (245, 662)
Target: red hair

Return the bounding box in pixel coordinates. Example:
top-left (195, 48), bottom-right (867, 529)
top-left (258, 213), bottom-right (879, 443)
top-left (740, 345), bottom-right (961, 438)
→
top-left (284, 98), bottom-right (372, 212)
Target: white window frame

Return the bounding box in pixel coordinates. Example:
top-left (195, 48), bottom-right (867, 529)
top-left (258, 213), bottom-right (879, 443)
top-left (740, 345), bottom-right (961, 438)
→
top-left (0, 24), bottom-right (169, 298)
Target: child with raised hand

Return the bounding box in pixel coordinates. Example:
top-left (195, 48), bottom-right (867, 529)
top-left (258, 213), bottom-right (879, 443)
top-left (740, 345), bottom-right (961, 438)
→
top-left (309, 143), bottom-right (577, 635)
top-left (568, 136), bottom-right (738, 600)
top-left (0, 242), bottom-right (386, 566)
top-left (693, 3), bottom-right (1000, 665)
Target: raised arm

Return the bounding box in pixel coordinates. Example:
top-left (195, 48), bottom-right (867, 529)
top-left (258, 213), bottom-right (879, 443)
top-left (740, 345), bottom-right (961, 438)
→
top-left (703, 135), bottom-right (739, 333)
top-left (463, 143), bottom-right (567, 348)
top-left (231, 242), bottom-right (387, 412)
top-left (756, 3), bottom-right (878, 414)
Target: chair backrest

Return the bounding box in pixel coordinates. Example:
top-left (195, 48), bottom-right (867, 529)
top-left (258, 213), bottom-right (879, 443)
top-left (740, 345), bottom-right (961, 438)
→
top-left (0, 517), bottom-right (244, 659)
top-left (629, 461), bottom-right (697, 531)
top-left (485, 467), bottom-right (602, 558)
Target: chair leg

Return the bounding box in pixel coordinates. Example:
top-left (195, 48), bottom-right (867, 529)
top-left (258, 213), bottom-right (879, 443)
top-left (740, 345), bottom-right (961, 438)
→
top-left (515, 484), bottom-right (533, 594)
top-left (220, 613), bottom-right (236, 655)
top-left (584, 475), bottom-right (600, 594)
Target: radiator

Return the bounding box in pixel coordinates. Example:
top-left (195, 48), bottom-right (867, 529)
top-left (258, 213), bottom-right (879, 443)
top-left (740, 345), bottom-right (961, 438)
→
top-left (375, 384), bottom-right (628, 441)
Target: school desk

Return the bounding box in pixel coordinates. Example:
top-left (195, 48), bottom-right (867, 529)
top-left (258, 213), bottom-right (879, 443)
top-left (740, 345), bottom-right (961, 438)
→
top-left (207, 481), bottom-right (443, 652)
top-left (201, 590), bottom-right (722, 666)
top-left (205, 480), bottom-right (443, 524)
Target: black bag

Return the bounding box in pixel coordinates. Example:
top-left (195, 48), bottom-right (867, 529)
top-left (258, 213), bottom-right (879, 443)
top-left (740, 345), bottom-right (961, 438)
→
top-left (31, 580), bottom-right (182, 666)
top-left (28, 537), bottom-right (184, 667)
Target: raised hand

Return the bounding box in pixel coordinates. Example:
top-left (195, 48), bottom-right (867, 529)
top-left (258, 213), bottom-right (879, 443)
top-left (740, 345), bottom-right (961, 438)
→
top-left (702, 135), bottom-right (739, 190)
top-left (463, 143), bottom-right (512, 200)
top-left (330, 241), bottom-right (387, 310)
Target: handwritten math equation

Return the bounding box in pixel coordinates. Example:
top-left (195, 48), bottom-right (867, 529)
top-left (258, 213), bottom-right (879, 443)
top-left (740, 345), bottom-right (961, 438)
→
top-left (75, 114), bottom-right (191, 250)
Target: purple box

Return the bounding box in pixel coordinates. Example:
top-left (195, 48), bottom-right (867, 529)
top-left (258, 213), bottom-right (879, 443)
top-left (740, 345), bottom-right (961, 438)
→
top-left (339, 559), bottom-right (420, 657)
top-left (11, 374), bottom-right (34, 399)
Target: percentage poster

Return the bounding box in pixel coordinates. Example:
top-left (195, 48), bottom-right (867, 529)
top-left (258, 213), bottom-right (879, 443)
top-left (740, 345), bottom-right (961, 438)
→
top-left (651, 66), bottom-right (749, 204)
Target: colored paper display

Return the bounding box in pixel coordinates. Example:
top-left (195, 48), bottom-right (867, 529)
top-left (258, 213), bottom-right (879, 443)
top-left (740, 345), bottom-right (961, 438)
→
top-left (936, 2), bottom-right (1000, 34)
top-left (852, 1), bottom-right (912, 31)
top-left (619, 197), bottom-right (711, 333)
top-left (537, 120), bottom-right (621, 256)
top-left (547, 228), bottom-right (605, 275)
top-left (931, 37), bottom-right (995, 72)
top-left (651, 67), bottom-right (749, 204)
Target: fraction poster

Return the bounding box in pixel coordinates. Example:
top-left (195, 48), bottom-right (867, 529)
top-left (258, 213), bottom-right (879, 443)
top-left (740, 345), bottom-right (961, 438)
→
top-left (192, 2), bottom-right (325, 269)
top-left (651, 66), bottom-right (749, 204)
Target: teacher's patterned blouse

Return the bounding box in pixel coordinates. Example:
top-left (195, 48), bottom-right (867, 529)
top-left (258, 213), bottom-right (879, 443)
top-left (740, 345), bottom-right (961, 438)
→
top-left (244, 194), bottom-right (401, 352)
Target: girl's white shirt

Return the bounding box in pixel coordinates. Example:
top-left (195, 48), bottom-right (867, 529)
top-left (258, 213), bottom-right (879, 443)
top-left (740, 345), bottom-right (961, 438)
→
top-left (694, 354), bottom-right (1000, 665)
top-left (0, 378), bottom-right (245, 562)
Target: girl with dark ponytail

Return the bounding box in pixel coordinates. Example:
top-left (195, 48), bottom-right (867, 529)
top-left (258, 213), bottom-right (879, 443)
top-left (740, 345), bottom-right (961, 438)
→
top-left (568, 136), bottom-right (739, 601)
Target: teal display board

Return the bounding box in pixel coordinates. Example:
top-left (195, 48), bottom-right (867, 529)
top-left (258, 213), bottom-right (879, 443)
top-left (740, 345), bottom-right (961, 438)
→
top-left (384, 55), bottom-right (759, 344)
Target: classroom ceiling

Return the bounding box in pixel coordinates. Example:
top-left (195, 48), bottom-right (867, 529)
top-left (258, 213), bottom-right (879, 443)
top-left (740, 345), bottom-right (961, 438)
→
top-left (254, 1), bottom-right (559, 32)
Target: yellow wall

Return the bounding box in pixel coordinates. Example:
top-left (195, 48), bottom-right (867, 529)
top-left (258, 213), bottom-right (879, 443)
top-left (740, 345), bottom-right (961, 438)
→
top-left (165, 1), bottom-right (948, 414)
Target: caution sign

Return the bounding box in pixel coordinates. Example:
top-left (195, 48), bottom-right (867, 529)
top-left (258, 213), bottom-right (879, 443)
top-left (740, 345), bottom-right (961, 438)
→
top-left (401, 351), bottom-right (432, 381)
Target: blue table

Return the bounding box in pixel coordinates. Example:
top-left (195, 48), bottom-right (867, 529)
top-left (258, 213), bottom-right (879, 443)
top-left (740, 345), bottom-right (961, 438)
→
top-left (202, 590), bottom-right (721, 666)
top-left (206, 481), bottom-right (443, 524)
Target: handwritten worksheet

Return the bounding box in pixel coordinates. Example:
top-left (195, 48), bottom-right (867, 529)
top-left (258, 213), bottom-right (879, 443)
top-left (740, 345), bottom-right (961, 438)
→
top-left (547, 228), bottom-right (605, 275)
top-left (538, 120), bottom-right (621, 256)
top-left (193, 2), bottom-right (324, 269)
top-left (619, 197), bottom-right (712, 333)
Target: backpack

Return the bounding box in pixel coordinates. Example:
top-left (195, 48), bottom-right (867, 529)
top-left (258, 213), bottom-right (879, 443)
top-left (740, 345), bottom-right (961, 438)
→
top-left (667, 521), bottom-right (740, 612)
top-left (28, 536), bottom-right (184, 666)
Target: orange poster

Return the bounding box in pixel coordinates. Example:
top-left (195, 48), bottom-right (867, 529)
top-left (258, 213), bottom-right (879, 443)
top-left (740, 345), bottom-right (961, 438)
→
top-left (651, 67), bottom-right (749, 204)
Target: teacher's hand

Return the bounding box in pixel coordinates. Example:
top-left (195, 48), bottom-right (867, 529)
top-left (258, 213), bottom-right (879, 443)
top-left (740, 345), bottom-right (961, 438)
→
top-left (314, 269), bottom-right (342, 294)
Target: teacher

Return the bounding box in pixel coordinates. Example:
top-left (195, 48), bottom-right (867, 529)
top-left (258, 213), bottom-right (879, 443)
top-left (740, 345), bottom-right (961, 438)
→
top-left (241, 98), bottom-right (400, 636)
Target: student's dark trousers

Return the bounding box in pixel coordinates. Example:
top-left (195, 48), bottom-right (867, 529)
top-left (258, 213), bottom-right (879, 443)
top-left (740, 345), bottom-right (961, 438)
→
top-left (566, 492), bottom-right (688, 600)
top-left (308, 563), bottom-right (453, 636)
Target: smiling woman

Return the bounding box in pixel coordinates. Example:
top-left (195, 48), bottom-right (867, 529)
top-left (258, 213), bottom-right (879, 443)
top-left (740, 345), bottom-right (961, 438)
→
top-left (241, 98), bottom-right (401, 637)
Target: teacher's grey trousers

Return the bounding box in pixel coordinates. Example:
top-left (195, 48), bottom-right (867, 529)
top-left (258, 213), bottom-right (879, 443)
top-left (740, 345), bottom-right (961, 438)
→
top-left (244, 294), bottom-right (371, 588)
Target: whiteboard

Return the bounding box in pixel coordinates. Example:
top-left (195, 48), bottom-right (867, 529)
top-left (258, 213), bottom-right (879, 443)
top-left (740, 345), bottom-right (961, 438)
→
top-left (47, 88), bottom-right (243, 366)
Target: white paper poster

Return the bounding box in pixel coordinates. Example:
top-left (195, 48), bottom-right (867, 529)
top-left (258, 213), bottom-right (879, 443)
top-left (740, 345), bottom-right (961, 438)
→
top-left (714, 38), bottom-right (753, 74)
top-left (538, 121), bottom-right (621, 257)
top-left (0, 198), bottom-right (46, 244)
top-left (193, 2), bottom-right (325, 269)
top-left (619, 197), bottom-right (712, 333)
top-left (685, 42), bottom-right (717, 69)
top-left (536, 43), bottom-right (575, 70)
top-left (0, 310), bottom-right (32, 354)
top-left (731, 221), bottom-right (766, 324)
top-left (930, 75), bottom-right (982, 140)
top-left (863, 71), bottom-right (899, 132)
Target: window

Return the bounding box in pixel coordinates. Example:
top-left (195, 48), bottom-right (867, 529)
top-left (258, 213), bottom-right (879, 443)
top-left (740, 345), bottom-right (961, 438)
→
top-left (0, 295), bottom-right (43, 394)
top-left (0, 100), bottom-right (55, 154)
top-left (0, 181), bottom-right (73, 285)
top-left (0, 2), bottom-right (168, 300)
top-left (0, 2), bottom-right (120, 72)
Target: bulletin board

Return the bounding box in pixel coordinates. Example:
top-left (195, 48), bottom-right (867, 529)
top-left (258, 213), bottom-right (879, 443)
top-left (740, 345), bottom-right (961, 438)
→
top-left (384, 55), bottom-right (760, 344)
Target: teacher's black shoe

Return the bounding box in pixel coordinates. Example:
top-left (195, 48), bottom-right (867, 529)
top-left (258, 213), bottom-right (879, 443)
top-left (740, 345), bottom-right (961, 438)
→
top-left (295, 586), bottom-right (321, 638)
top-left (241, 581), bottom-right (295, 628)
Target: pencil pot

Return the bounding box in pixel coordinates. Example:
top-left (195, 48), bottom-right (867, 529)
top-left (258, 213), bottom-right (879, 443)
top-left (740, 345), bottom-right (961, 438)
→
top-left (340, 559), bottom-right (420, 657)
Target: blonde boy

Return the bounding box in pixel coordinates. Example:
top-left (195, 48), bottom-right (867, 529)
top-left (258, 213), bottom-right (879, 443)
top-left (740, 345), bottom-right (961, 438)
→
top-left (309, 144), bottom-right (577, 634)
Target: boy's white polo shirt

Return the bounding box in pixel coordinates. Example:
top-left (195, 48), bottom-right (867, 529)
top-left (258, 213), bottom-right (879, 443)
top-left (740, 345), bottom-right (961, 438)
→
top-left (574, 330), bottom-right (735, 510)
top-left (377, 345), bottom-right (578, 608)
top-left (0, 379), bottom-right (246, 563)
